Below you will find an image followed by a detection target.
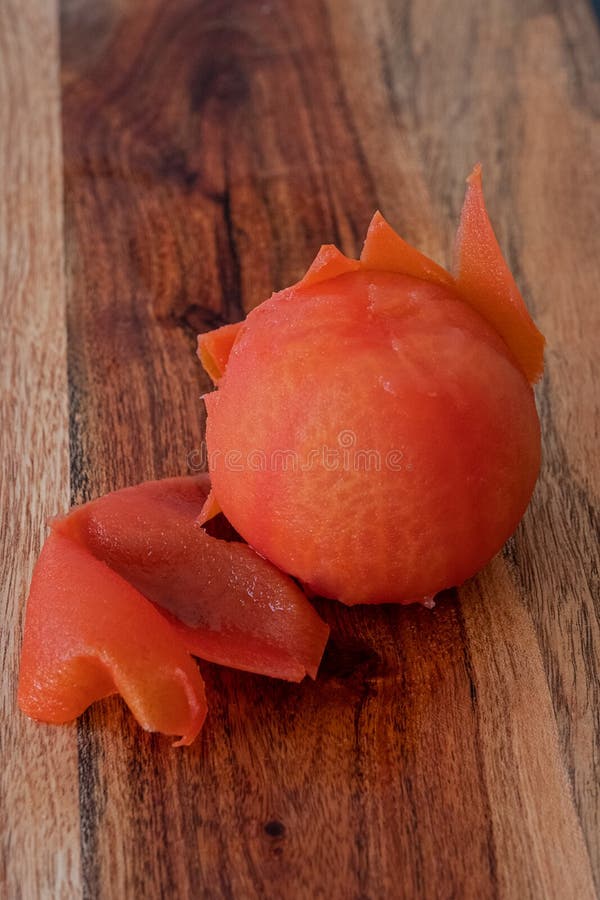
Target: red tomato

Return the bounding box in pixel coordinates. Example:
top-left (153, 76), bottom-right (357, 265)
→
top-left (200, 168), bottom-right (544, 605)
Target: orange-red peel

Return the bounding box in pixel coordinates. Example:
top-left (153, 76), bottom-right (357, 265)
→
top-left (19, 475), bottom-right (329, 743)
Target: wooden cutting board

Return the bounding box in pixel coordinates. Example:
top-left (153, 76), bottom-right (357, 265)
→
top-left (2, 1), bottom-right (599, 897)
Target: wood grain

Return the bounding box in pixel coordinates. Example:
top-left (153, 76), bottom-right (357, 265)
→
top-left (0, 2), bottom-right (81, 898)
top-left (1, 0), bottom-right (599, 897)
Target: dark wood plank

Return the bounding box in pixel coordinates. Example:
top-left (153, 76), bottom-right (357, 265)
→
top-left (57, 0), bottom-right (599, 897)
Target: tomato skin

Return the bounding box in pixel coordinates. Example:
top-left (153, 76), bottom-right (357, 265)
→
top-left (19, 475), bottom-right (330, 742)
top-left (205, 270), bottom-right (541, 605)
top-left (53, 475), bottom-right (329, 680)
top-left (18, 532), bottom-right (207, 746)
top-left (198, 322), bottom-right (243, 384)
top-left (452, 165), bottom-right (545, 384)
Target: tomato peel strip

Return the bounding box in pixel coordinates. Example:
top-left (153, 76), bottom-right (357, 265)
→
top-left (452, 164), bottom-right (545, 383)
top-left (51, 475), bottom-right (329, 682)
top-left (19, 475), bottom-right (330, 743)
top-left (203, 171), bottom-right (544, 386)
top-left (18, 532), bottom-right (207, 746)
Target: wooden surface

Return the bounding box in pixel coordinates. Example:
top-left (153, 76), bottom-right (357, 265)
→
top-left (2, 0), bottom-right (599, 897)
